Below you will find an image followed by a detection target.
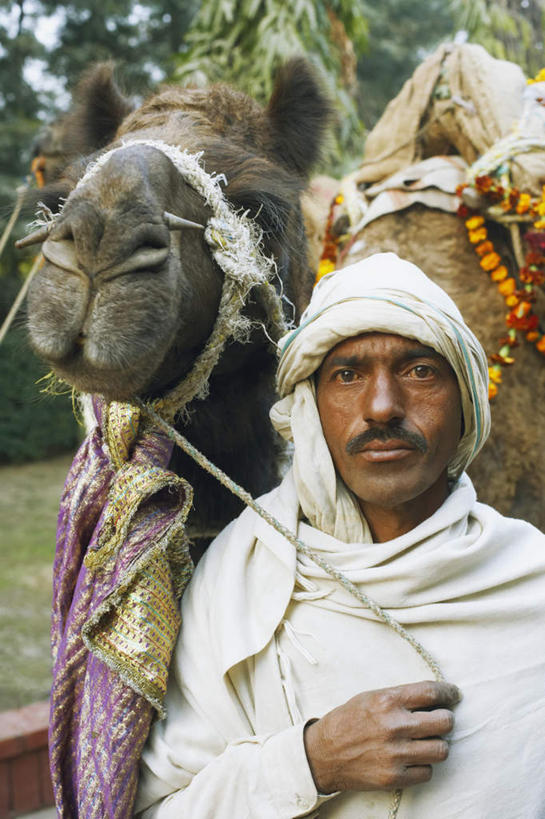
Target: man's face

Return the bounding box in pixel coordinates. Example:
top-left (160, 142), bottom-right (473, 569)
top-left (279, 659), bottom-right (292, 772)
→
top-left (316, 332), bottom-right (462, 516)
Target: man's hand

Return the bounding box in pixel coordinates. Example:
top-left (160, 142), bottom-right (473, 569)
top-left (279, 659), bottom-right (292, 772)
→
top-left (303, 680), bottom-right (460, 794)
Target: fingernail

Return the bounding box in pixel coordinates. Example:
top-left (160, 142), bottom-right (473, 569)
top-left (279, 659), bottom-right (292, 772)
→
top-left (452, 685), bottom-right (462, 703)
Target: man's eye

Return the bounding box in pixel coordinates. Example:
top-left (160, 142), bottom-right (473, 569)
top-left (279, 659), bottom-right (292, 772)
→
top-left (409, 364), bottom-right (435, 378)
top-left (336, 369), bottom-right (358, 383)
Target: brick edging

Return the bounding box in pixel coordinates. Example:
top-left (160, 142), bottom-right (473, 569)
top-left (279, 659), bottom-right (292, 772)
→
top-left (0, 701), bottom-right (53, 818)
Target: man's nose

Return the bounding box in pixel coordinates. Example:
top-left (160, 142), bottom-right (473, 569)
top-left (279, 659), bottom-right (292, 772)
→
top-left (362, 370), bottom-right (404, 424)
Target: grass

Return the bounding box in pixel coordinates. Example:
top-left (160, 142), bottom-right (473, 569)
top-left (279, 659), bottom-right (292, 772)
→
top-left (0, 454), bottom-right (74, 711)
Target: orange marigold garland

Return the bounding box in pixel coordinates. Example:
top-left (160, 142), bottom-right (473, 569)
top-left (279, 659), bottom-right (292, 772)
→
top-left (316, 193), bottom-right (346, 283)
top-left (457, 179), bottom-right (545, 399)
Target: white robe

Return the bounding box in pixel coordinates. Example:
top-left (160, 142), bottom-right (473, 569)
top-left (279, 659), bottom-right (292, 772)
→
top-left (136, 471), bottom-right (545, 818)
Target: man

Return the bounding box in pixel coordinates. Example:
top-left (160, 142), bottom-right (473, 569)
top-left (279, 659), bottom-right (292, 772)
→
top-left (135, 253), bottom-right (545, 818)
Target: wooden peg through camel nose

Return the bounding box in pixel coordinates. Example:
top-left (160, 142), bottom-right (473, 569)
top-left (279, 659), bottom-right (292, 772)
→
top-left (163, 211), bottom-right (205, 231)
top-left (15, 224), bottom-right (51, 249)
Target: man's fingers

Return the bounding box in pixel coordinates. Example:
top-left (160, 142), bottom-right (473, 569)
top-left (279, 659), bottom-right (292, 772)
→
top-left (402, 738), bottom-right (450, 765)
top-left (397, 680), bottom-right (461, 711)
top-left (390, 739), bottom-right (449, 789)
top-left (402, 708), bottom-right (455, 739)
top-left (397, 764), bottom-right (433, 788)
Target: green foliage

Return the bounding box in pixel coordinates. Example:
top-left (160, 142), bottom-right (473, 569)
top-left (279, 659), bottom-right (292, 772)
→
top-left (451, 0), bottom-right (545, 77)
top-left (0, 2), bottom-right (47, 123)
top-left (174, 0), bottom-right (369, 170)
top-left (44, 0), bottom-right (145, 88)
top-left (36, 0), bottom-right (200, 94)
top-left (0, 325), bottom-right (80, 463)
top-left (0, 0), bottom-right (47, 237)
top-left (357, 0), bottom-right (455, 128)
top-left (0, 2), bottom-right (55, 321)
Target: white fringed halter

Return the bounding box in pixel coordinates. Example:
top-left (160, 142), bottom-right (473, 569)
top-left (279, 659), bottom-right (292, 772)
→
top-left (40, 137), bottom-right (292, 421)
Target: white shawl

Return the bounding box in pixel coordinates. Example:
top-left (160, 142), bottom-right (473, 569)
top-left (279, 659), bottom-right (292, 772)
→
top-left (137, 469), bottom-right (545, 818)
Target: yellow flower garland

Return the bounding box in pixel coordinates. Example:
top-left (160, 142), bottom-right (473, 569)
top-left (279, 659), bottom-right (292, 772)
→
top-left (458, 197), bottom-right (545, 399)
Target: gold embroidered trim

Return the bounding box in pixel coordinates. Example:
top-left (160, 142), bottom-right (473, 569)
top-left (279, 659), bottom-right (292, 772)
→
top-left (82, 490), bottom-right (193, 714)
top-left (85, 553), bottom-right (186, 711)
top-left (105, 401), bottom-right (141, 471)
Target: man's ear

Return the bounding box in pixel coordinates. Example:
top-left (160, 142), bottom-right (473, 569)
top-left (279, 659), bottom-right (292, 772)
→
top-left (265, 58), bottom-right (333, 179)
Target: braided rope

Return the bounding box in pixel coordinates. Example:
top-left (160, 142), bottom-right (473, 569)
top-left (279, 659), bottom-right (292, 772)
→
top-left (0, 182), bottom-right (28, 260)
top-left (155, 276), bottom-right (252, 422)
top-left (0, 181), bottom-right (36, 347)
top-left (388, 790), bottom-right (403, 819)
top-left (0, 253), bottom-right (43, 346)
top-left (136, 399), bottom-right (445, 819)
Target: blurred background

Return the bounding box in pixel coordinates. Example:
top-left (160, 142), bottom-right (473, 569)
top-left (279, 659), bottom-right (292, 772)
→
top-left (0, 0), bottom-right (544, 711)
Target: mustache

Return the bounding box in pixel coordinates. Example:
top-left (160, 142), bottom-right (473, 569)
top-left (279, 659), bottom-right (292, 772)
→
top-left (346, 425), bottom-right (428, 455)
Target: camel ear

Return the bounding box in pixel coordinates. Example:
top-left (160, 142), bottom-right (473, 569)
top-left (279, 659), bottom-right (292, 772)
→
top-left (266, 58), bottom-right (333, 179)
top-left (63, 62), bottom-right (135, 154)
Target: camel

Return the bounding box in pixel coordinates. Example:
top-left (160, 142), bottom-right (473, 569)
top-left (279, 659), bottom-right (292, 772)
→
top-left (321, 43), bottom-right (545, 530)
top-left (25, 60), bottom-right (331, 537)
top-left (19, 60), bottom-right (331, 818)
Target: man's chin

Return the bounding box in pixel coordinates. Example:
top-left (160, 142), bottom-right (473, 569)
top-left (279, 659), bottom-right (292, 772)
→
top-left (349, 468), bottom-right (450, 515)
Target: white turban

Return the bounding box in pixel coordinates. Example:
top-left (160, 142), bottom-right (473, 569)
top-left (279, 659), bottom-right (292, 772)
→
top-left (270, 253), bottom-right (491, 542)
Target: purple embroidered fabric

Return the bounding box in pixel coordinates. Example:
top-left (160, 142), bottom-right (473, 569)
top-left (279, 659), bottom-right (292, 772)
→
top-left (49, 397), bottom-right (193, 817)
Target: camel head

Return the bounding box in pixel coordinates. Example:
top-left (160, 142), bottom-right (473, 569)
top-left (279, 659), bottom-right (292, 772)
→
top-left (25, 60), bottom-right (331, 401)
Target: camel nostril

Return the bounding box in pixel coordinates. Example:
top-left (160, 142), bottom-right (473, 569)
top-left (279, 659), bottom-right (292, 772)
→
top-left (97, 222), bottom-right (172, 278)
top-left (101, 222), bottom-right (171, 275)
top-left (131, 223), bottom-right (170, 252)
top-left (142, 231), bottom-right (171, 251)
top-left (116, 245), bottom-right (170, 276)
top-left (41, 236), bottom-right (83, 276)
